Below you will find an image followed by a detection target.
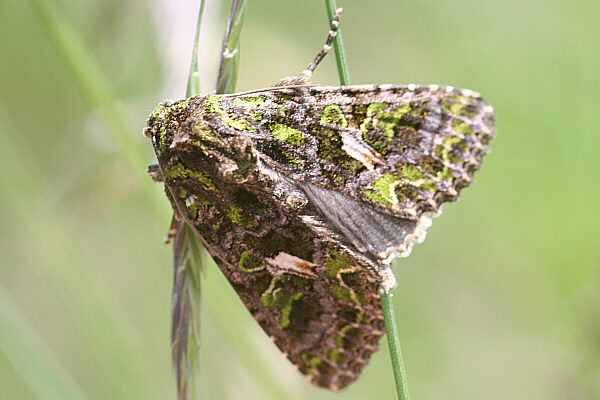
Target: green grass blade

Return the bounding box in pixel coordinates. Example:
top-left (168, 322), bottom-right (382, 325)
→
top-left (21, 3), bottom-right (202, 392)
top-left (324, 0), bottom-right (350, 85)
top-left (0, 288), bottom-right (89, 400)
top-left (381, 290), bottom-right (411, 400)
top-left (215, 0), bottom-right (247, 94)
top-left (0, 99), bottom-right (171, 399)
top-left (25, 0), bottom-right (148, 180)
top-left (324, 3), bottom-right (410, 398)
top-left (172, 222), bottom-right (205, 400)
top-left (25, 0), bottom-right (170, 222)
top-left (186, 1), bottom-right (205, 98)
top-left (172, 5), bottom-right (207, 400)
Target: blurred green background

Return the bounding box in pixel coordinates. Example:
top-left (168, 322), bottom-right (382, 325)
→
top-left (1, 0), bottom-right (598, 399)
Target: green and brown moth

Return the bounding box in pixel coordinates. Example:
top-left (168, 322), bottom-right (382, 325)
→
top-left (145, 9), bottom-right (495, 391)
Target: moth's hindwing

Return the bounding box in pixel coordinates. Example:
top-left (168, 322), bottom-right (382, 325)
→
top-left (145, 84), bottom-right (495, 389)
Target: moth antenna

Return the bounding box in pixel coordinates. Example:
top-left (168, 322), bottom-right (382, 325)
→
top-left (273, 8), bottom-right (343, 86)
top-left (303, 8), bottom-right (343, 74)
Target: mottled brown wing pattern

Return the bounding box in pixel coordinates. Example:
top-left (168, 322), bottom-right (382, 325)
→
top-left (223, 84), bottom-right (495, 219)
top-left (147, 97), bottom-right (389, 390)
top-left (218, 85), bottom-right (495, 262)
top-left (145, 83), bottom-right (495, 390)
top-left (164, 165), bottom-right (385, 390)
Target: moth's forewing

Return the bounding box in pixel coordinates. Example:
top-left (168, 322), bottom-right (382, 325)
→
top-left (147, 96), bottom-right (386, 390)
top-left (146, 84), bottom-right (494, 389)
top-left (220, 84), bottom-right (495, 264)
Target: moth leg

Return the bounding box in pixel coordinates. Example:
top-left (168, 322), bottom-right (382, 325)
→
top-left (146, 163), bottom-right (181, 243)
top-left (164, 213), bottom-right (180, 244)
top-left (147, 163), bottom-right (164, 182)
top-left (274, 8), bottom-right (343, 86)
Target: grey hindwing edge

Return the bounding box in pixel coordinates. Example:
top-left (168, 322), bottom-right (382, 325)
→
top-left (298, 182), bottom-right (438, 265)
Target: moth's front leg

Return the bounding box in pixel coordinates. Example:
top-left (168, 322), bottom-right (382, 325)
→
top-left (147, 163), bottom-right (164, 182)
top-left (164, 214), bottom-right (181, 244)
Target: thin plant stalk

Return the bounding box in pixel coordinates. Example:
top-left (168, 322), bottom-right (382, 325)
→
top-left (215, 0), bottom-right (247, 94)
top-left (381, 289), bottom-right (411, 400)
top-left (173, 4), bottom-right (206, 399)
top-left (186, 0), bottom-right (205, 98)
top-left (323, 2), bottom-right (411, 399)
top-left (324, 0), bottom-right (350, 85)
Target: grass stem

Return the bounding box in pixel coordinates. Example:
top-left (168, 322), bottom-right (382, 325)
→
top-left (215, 0), bottom-right (247, 94)
top-left (381, 290), bottom-right (412, 400)
top-left (186, 1), bottom-right (205, 98)
top-left (324, 3), bottom-right (411, 398)
top-left (324, 0), bottom-right (350, 85)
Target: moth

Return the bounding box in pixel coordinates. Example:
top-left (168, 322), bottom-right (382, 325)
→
top-left (145, 9), bottom-right (495, 392)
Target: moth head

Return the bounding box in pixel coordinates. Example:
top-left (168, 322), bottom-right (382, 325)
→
top-left (145, 96), bottom-right (258, 185)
